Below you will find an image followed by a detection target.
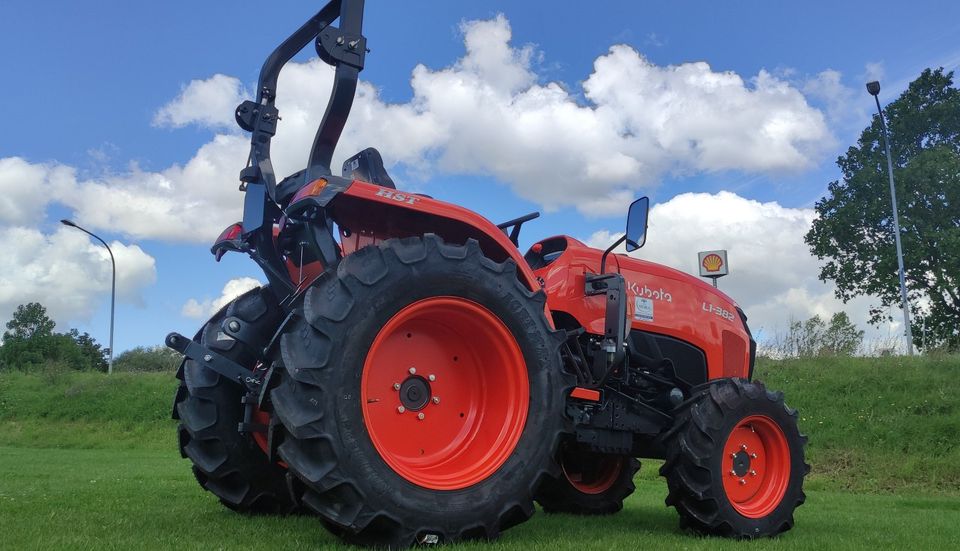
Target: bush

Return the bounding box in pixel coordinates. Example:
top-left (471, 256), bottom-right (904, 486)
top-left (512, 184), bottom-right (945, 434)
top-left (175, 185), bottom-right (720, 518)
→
top-left (0, 302), bottom-right (108, 372)
top-left (113, 346), bottom-right (182, 373)
top-left (763, 311), bottom-right (865, 358)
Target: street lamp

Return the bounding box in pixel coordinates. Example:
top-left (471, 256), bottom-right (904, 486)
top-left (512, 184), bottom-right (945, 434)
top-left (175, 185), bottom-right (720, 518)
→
top-left (61, 219), bottom-right (116, 373)
top-left (865, 81), bottom-right (914, 355)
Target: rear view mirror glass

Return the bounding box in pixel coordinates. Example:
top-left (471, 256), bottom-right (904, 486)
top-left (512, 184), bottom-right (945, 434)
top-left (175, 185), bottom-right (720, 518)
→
top-left (625, 197), bottom-right (649, 252)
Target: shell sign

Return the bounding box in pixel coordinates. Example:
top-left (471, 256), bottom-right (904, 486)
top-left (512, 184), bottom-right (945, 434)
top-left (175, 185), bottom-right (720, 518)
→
top-left (698, 250), bottom-right (729, 278)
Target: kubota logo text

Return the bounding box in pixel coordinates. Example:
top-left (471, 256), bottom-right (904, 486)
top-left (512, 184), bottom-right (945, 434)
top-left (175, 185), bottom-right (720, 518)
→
top-left (627, 281), bottom-right (672, 302)
top-left (376, 188), bottom-right (420, 205)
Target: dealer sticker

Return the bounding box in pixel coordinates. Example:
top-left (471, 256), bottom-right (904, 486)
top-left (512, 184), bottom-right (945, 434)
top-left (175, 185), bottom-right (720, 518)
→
top-left (634, 297), bottom-right (654, 322)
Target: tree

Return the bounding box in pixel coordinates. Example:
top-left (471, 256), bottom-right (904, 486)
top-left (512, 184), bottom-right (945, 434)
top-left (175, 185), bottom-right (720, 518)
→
top-left (780, 312), bottom-right (864, 358)
top-left (67, 329), bottom-right (109, 372)
top-left (3, 302), bottom-right (56, 341)
top-left (805, 68), bottom-right (960, 351)
top-left (0, 302), bottom-right (107, 371)
top-left (820, 312), bottom-right (865, 356)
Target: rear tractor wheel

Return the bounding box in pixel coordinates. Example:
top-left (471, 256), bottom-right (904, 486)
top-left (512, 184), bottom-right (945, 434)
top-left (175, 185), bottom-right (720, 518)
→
top-left (271, 235), bottom-right (570, 548)
top-left (173, 286), bottom-right (296, 514)
top-left (536, 444), bottom-right (639, 515)
top-left (658, 378), bottom-right (808, 537)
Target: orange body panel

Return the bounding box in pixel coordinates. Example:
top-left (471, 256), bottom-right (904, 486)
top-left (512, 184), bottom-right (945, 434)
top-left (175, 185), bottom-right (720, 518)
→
top-left (531, 236), bottom-right (751, 380)
top-left (328, 181), bottom-right (540, 291)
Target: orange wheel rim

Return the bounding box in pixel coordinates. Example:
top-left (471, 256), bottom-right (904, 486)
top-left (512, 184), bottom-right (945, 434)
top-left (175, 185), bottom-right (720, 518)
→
top-left (721, 415), bottom-right (790, 518)
top-left (360, 297), bottom-right (529, 491)
top-left (561, 451), bottom-right (624, 495)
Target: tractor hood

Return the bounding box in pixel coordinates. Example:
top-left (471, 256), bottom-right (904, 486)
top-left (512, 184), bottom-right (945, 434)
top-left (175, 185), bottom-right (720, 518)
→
top-left (526, 236), bottom-right (754, 380)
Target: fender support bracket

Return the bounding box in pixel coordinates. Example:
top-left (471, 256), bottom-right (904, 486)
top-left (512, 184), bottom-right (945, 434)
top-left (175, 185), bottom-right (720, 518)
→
top-left (165, 332), bottom-right (260, 391)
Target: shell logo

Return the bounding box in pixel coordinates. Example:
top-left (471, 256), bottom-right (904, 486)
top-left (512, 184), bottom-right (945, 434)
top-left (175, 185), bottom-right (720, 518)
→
top-left (701, 253), bottom-right (724, 273)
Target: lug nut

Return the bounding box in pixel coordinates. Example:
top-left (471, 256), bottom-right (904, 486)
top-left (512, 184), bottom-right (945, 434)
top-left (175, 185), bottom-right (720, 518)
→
top-left (750, 453), bottom-right (758, 459)
top-left (417, 412), bottom-right (425, 420)
top-left (730, 453), bottom-right (737, 459)
top-left (409, 367), bottom-right (417, 375)
top-left (739, 478), bottom-right (746, 485)
top-left (397, 406), bottom-right (405, 413)
top-left (428, 374), bottom-right (436, 382)
top-left (203, 354), bottom-right (212, 362)
top-left (729, 470), bottom-right (736, 476)
top-left (750, 470), bottom-right (757, 477)
top-left (741, 444), bottom-right (748, 451)
top-left (432, 396), bottom-right (440, 405)
top-left (393, 383), bottom-right (401, 391)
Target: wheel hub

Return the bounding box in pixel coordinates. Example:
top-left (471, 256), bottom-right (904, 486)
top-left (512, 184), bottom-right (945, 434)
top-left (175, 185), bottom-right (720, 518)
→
top-left (731, 450), bottom-right (751, 477)
top-left (399, 375), bottom-right (431, 411)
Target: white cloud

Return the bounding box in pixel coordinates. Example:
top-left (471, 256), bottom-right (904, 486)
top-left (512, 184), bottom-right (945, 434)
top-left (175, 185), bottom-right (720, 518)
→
top-left (181, 277), bottom-right (262, 319)
top-left (584, 191), bottom-right (894, 343)
top-left (0, 157), bottom-right (74, 225)
top-left (803, 69), bottom-right (857, 123)
top-left (863, 61), bottom-right (885, 83)
top-left (0, 14), bottom-right (836, 242)
top-left (0, 227), bottom-right (156, 327)
top-left (153, 74), bottom-right (247, 129)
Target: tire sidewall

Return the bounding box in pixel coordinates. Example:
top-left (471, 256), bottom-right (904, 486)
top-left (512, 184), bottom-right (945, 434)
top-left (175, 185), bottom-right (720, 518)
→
top-left (706, 381), bottom-right (806, 534)
top-left (290, 240), bottom-right (565, 521)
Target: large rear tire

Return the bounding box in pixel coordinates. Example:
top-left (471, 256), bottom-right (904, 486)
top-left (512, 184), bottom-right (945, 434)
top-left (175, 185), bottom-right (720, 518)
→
top-left (271, 235), bottom-right (569, 547)
top-left (536, 443), bottom-right (639, 515)
top-left (173, 286), bottom-right (296, 514)
top-left (658, 378), bottom-right (808, 537)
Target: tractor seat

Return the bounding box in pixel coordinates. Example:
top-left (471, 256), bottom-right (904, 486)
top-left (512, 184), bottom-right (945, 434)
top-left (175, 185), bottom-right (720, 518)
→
top-left (275, 147), bottom-right (395, 207)
top-left (342, 147), bottom-right (396, 189)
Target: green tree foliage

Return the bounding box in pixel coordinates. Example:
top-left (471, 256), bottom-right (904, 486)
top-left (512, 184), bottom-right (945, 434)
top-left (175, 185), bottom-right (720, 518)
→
top-left (0, 303), bottom-right (108, 371)
top-left (3, 302), bottom-right (55, 341)
top-left (782, 312), bottom-right (865, 358)
top-left (805, 68), bottom-right (960, 351)
top-left (113, 346), bottom-right (181, 372)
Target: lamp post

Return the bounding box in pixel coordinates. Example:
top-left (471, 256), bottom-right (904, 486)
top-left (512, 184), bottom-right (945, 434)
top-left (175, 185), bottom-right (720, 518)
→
top-left (865, 81), bottom-right (914, 355)
top-left (61, 219), bottom-right (116, 373)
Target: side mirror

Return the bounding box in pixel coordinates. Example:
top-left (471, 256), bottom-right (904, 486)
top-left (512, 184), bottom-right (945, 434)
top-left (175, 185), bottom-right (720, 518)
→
top-left (625, 197), bottom-right (649, 252)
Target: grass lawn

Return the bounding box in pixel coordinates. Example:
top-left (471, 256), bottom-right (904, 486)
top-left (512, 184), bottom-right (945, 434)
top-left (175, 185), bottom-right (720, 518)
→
top-left (1, 446), bottom-right (958, 550)
top-left (1, 356), bottom-right (959, 548)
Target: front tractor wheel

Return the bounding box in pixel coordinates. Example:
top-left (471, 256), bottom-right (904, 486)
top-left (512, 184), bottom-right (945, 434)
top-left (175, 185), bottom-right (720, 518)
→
top-left (173, 286), bottom-right (296, 514)
top-left (658, 378), bottom-right (808, 538)
top-left (271, 235), bottom-right (569, 548)
top-left (536, 444), bottom-right (639, 515)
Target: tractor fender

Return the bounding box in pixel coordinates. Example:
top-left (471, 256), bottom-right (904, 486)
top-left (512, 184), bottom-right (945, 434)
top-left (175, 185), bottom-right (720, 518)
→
top-left (290, 178), bottom-right (541, 292)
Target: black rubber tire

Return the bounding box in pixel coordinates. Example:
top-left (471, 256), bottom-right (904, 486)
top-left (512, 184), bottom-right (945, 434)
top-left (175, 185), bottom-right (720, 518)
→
top-left (658, 378), bottom-right (809, 538)
top-left (173, 286), bottom-right (297, 514)
top-left (271, 235), bottom-right (570, 548)
top-left (536, 443), bottom-right (639, 515)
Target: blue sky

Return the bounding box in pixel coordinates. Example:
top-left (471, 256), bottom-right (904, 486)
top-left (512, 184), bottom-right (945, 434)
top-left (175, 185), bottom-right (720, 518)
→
top-left (2, 0), bottom-right (958, 352)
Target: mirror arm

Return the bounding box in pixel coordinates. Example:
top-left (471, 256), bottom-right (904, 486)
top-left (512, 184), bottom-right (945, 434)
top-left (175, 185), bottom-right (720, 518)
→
top-left (599, 235), bottom-right (627, 275)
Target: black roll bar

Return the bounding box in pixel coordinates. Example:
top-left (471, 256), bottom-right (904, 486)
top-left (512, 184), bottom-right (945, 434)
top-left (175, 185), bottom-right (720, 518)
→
top-left (235, 0), bottom-right (366, 202)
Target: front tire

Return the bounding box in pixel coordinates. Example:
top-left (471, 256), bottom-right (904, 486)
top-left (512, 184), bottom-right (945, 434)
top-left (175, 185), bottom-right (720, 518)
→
top-left (658, 378), bottom-right (808, 537)
top-left (173, 286), bottom-right (296, 514)
top-left (536, 444), bottom-right (639, 515)
top-left (271, 235), bottom-right (569, 547)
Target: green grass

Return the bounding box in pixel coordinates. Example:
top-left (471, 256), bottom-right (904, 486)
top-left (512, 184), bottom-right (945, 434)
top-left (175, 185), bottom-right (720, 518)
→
top-left (757, 355), bottom-right (960, 494)
top-left (1, 356), bottom-right (959, 548)
top-left (1, 446), bottom-right (958, 550)
top-left (0, 370), bottom-right (173, 450)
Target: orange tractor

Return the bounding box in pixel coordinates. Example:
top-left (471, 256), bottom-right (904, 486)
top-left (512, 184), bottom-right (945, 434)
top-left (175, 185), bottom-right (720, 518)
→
top-left (167, 0), bottom-right (808, 547)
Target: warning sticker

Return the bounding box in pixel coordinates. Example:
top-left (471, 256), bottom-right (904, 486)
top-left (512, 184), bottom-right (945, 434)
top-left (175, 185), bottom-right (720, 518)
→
top-left (634, 297), bottom-right (654, 322)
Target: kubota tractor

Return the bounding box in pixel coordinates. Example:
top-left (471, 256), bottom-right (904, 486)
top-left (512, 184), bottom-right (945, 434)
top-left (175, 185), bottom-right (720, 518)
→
top-left (167, 1), bottom-right (808, 547)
